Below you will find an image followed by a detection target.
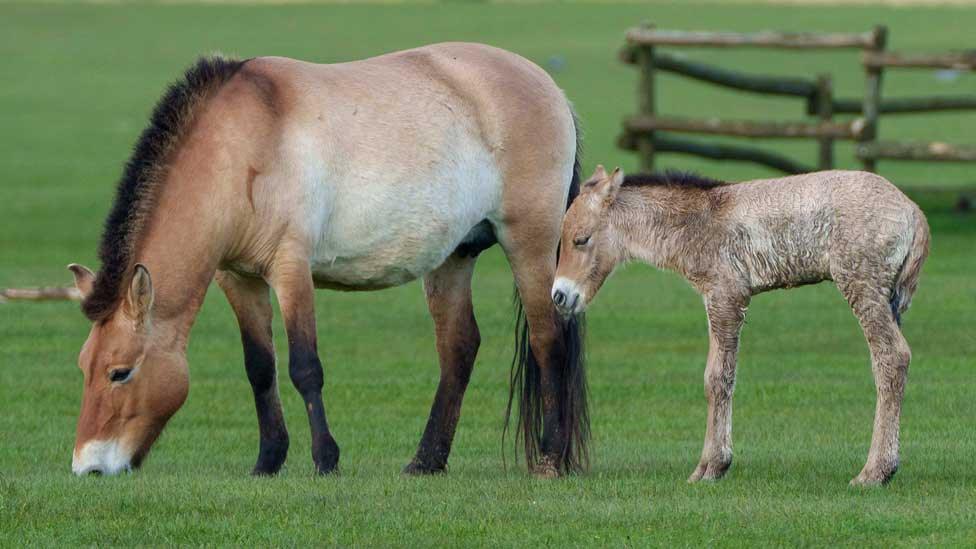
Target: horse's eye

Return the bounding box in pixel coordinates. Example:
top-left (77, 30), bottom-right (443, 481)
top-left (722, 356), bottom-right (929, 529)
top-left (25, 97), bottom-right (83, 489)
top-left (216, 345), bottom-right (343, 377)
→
top-left (109, 368), bottom-right (133, 383)
top-left (573, 235), bottom-right (591, 247)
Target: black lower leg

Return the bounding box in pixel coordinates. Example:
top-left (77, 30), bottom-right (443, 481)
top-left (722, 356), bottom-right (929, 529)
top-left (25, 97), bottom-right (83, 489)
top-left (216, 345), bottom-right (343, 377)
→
top-left (406, 359), bottom-right (475, 473)
top-left (288, 338), bottom-right (340, 474)
top-left (242, 332), bottom-right (289, 475)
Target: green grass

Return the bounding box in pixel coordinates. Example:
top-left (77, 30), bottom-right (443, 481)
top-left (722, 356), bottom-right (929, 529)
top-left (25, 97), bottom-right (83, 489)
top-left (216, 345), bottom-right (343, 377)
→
top-left (1, 2), bottom-right (975, 546)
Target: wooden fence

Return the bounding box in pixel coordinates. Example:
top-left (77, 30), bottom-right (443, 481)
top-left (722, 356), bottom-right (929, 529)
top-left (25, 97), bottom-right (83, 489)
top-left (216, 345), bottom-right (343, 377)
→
top-left (618, 24), bottom-right (976, 185)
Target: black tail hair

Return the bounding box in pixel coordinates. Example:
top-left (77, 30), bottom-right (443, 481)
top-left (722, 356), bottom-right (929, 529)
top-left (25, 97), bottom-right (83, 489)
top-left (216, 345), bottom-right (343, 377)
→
top-left (503, 110), bottom-right (589, 474)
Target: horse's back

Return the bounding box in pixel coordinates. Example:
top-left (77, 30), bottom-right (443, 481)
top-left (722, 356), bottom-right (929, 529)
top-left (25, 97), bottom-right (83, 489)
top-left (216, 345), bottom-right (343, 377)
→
top-left (230, 45), bottom-right (576, 290)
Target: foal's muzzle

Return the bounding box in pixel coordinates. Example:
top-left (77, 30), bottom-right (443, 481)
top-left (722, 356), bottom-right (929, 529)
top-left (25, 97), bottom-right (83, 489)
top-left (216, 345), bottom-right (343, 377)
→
top-left (551, 277), bottom-right (585, 317)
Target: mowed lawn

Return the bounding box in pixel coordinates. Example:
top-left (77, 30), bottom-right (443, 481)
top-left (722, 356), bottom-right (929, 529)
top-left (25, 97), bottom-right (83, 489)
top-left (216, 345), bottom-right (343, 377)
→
top-left (1, 2), bottom-right (975, 546)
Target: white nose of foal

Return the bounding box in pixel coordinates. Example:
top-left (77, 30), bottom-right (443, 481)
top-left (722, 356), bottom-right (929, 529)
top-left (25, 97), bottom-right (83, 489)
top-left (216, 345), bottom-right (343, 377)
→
top-left (551, 277), bottom-right (585, 317)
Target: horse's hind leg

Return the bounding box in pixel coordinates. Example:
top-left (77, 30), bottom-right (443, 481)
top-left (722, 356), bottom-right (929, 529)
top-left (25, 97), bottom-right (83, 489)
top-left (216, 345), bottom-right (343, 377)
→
top-left (216, 271), bottom-right (289, 475)
top-left (689, 291), bottom-right (749, 483)
top-left (499, 222), bottom-right (586, 477)
top-left (843, 284), bottom-right (911, 486)
top-left (404, 253), bottom-right (481, 474)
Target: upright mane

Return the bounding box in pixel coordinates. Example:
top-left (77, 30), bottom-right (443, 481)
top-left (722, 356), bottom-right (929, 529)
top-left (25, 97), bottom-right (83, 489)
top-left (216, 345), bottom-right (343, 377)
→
top-left (623, 170), bottom-right (727, 190)
top-left (82, 55), bottom-right (246, 321)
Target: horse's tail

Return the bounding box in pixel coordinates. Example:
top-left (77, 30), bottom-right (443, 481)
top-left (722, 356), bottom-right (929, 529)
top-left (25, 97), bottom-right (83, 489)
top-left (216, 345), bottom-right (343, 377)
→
top-left (504, 107), bottom-right (589, 474)
top-left (890, 205), bottom-right (930, 325)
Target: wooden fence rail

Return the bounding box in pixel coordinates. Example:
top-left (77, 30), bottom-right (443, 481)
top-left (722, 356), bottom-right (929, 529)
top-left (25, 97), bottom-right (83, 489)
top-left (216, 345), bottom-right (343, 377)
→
top-left (863, 50), bottom-right (976, 70)
top-left (625, 114), bottom-right (862, 140)
top-left (618, 23), bottom-right (976, 189)
top-left (625, 28), bottom-right (878, 50)
top-left (0, 287), bottom-right (82, 303)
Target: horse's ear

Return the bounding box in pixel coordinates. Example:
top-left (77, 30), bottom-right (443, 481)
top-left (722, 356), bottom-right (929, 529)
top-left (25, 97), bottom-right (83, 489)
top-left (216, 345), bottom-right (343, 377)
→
top-left (67, 264), bottom-right (95, 300)
top-left (125, 264), bottom-right (154, 326)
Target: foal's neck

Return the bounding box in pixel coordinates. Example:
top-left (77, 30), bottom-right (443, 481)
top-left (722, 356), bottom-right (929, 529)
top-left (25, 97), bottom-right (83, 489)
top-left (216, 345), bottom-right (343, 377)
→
top-left (609, 185), bottom-right (723, 278)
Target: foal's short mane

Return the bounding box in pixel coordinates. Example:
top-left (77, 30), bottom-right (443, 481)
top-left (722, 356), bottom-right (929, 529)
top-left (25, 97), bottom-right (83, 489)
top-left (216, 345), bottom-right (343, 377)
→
top-left (622, 170), bottom-right (727, 190)
top-left (82, 55), bottom-right (247, 321)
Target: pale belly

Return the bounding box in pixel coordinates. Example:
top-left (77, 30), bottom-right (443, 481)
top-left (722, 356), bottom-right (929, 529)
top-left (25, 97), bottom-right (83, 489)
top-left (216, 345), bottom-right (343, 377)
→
top-left (306, 153), bottom-right (503, 290)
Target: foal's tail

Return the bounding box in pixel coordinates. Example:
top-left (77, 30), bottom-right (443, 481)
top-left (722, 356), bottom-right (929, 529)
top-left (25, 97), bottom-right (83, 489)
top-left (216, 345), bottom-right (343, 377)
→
top-left (504, 108), bottom-right (590, 475)
top-left (890, 206), bottom-right (930, 325)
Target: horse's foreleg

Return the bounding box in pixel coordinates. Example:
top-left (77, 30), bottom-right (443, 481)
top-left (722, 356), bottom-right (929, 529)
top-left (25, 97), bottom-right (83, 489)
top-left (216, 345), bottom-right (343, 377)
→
top-left (270, 256), bottom-right (340, 474)
top-left (404, 254), bottom-right (480, 474)
top-left (689, 292), bottom-right (749, 483)
top-left (846, 288), bottom-right (911, 486)
top-left (216, 271), bottom-right (290, 475)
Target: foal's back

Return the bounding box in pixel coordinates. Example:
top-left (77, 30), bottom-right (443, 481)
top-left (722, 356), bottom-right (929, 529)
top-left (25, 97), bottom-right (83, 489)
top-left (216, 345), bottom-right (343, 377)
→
top-left (718, 170), bottom-right (922, 293)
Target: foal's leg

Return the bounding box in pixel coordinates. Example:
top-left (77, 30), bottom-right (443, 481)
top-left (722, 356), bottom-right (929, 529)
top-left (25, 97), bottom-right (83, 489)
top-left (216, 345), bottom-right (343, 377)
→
top-left (404, 253), bottom-right (480, 474)
top-left (216, 272), bottom-right (290, 475)
top-left (845, 287), bottom-right (911, 486)
top-left (269, 256), bottom-right (340, 474)
top-left (689, 292), bottom-right (749, 483)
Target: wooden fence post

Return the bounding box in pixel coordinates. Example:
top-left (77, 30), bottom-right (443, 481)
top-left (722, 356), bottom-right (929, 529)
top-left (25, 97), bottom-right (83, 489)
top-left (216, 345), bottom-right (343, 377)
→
top-left (815, 74), bottom-right (834, 170)
top-left (860, 25), bottom-right (888, 172)
top-left (636, 22), bottom-right (656, 172)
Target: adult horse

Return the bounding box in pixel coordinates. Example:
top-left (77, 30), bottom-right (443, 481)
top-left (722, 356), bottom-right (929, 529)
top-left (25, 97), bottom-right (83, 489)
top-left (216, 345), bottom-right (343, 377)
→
top-left (67, 43), bottom-right (588, 477)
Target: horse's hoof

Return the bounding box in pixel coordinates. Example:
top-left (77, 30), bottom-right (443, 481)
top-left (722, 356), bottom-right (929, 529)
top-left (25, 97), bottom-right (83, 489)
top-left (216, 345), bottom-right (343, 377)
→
top-left (532, 456), bottom-right (562, 479)
top-left (312, 437), bottom-right (340, 475)
top-left (251, 437), bottom-right (289, 476)
top-left (402, 461), bottom-right (446, 476)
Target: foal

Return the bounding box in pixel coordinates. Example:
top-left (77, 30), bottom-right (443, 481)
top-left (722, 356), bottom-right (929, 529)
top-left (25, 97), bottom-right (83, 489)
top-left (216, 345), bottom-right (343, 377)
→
top-left (552, 166), bottom-right (929, 485)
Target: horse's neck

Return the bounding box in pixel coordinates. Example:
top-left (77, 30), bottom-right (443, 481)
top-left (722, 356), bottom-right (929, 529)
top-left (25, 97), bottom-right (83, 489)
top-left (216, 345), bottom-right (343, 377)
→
top-left (134, 173), bottom-right (234, 349)
top-left (611, 186), bottom-right (720, 276)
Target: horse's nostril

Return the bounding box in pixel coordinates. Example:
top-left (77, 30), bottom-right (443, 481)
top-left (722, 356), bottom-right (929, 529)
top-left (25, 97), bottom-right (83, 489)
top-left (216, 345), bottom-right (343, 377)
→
top-left (553, 289), bottom-right (566, 306)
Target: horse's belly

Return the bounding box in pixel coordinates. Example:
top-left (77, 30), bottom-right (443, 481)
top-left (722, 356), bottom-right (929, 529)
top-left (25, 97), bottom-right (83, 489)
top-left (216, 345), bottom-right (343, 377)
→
top-left (307, 156), bottom-right (502, 290)
top-left (309, 224), bottom-right (464, 290)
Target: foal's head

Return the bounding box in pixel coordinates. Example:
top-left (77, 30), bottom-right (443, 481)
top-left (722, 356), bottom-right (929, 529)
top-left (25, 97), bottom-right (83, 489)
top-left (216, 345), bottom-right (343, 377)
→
top-left (552, 165), bottom-right (625, 317)
top-left (67, 264), bottom-right (189, 475)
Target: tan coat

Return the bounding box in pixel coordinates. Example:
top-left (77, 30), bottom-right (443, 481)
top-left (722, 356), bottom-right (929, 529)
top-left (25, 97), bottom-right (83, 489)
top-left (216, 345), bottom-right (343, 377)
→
top-left (553, 167), bottom-right (929, 485)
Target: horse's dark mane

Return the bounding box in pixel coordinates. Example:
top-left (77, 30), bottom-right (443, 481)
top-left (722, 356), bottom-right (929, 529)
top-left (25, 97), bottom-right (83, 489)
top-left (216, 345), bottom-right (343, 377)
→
top-left (82, 55), bottom-right (246, 321)
top-left (622, 170), bottom-right (727, 190)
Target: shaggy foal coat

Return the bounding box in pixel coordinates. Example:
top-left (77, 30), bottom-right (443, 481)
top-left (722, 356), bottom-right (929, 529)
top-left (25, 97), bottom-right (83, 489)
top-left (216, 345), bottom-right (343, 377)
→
top-left (552, 167), bottom-right (929, 485)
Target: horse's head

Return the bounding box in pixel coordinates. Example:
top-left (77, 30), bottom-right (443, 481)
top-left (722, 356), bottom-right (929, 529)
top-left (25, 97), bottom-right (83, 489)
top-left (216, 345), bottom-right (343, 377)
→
top-left (552, 165), bottom-right (625, 317)
top-left (67, 263), bottom-right (189, 475)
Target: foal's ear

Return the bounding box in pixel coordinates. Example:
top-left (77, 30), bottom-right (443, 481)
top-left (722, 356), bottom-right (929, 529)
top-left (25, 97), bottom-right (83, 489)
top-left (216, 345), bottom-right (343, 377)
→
top-left (594, 167), bottom-right (625, 205)
top-left (587, 164), bottom-right (609, 185)
top-left (67, 264), bottom-right (95, 300)
top-left (125, 264), bottom-right (154, 326)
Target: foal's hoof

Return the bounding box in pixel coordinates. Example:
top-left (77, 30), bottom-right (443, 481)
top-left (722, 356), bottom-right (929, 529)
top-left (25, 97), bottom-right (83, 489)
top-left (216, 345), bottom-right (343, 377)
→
top-left (402, 461), bottom-right (446, 476)
top-left (688, 458), bottom-right (732, 483)
top-left (850, 465), bottom-right (897, 487)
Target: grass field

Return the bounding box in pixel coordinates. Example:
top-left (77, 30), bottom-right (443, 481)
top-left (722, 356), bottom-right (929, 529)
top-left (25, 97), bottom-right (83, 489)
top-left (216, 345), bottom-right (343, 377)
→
top-left (1, 2), bottom-right (975, 546)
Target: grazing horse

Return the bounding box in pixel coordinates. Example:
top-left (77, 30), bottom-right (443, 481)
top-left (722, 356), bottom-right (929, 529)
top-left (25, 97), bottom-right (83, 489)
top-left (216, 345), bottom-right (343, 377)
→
top-left (552, 166), bottom-right (929, 485)
top-left (67, 43), bottom-right (589, 477)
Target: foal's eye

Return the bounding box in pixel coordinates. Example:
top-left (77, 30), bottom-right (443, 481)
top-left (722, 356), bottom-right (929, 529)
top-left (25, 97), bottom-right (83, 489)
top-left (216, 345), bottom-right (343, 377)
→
top-left (109, 368), bottom-right (133, 383)
top-left (573, 235), bottom-right (591, 247)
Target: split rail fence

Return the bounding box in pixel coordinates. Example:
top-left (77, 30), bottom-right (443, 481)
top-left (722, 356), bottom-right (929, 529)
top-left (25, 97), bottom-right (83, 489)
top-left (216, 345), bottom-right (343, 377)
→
top-left (618, 24), bottom-right (976, 190)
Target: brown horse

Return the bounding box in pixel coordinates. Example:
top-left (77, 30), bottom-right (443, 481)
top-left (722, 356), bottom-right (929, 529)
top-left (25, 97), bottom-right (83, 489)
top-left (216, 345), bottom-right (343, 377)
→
top-left (67, 43), bottom-right (589, 477)
top-left (552, 166), bottom-right (928, 485)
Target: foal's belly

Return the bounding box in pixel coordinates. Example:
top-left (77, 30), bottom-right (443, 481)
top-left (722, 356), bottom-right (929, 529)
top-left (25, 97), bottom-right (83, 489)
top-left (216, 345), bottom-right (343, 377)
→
top-left (306, 156), bottom-right (502, 291)
top-left (732, 213), bottom-right (833, 293)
